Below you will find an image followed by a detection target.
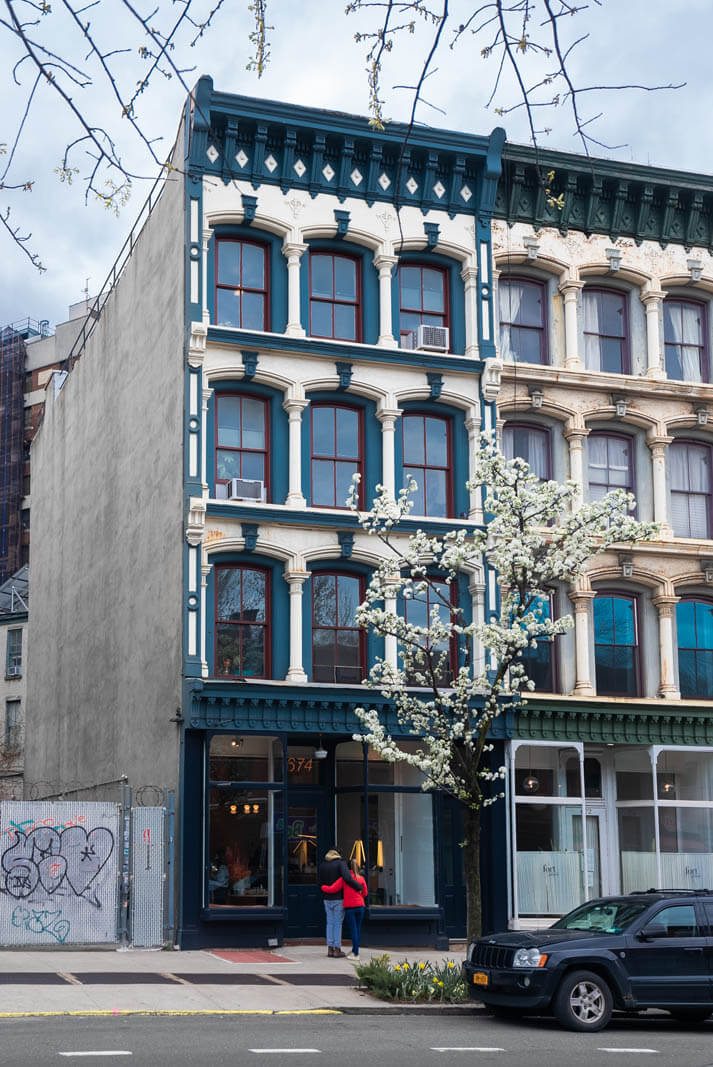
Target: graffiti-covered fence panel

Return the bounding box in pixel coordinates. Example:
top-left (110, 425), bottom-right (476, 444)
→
top-left (0, 801), bottom-right (120, 945)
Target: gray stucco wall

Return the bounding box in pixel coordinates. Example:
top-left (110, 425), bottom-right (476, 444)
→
top-left (25, 140), bottom-right (186, 799)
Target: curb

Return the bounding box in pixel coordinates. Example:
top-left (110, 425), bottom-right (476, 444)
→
top-left (0, 1005), bottom-right (488, 1020)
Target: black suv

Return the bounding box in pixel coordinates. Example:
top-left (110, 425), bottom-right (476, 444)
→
top-left (463, 891), bottom-right (713, 1031)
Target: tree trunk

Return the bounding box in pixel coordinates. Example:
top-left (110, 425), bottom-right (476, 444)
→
top-left (463, 803), bottom-right (482, 941)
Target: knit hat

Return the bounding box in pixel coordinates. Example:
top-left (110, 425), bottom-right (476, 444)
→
top-left (324, 848), bottom-right (341, 860)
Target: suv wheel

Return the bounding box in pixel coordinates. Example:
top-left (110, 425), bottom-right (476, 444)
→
top-left (667, 1008), bottom-right (712, 1024)
top-left (553, 970), bottom-right (613, 1032)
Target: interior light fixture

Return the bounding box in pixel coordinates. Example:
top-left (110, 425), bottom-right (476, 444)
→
top-left (243, 803), bottom-right (251, 815)
top-left (523, 774), bottom-right (540, 793)
top-left (229, 804), bottom-right (238, 815)
top-left (314, 735), bottom-right (328, 760)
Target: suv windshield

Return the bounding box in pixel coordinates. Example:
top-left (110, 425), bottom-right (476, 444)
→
top-left (551, 899), bottom-right (650, 935)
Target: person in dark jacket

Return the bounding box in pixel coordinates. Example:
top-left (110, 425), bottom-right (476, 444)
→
top-left (318, 848), bottom-right (361, 957)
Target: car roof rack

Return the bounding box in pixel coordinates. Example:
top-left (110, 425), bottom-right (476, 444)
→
top-left (632, 888), bottom-right (712, 896)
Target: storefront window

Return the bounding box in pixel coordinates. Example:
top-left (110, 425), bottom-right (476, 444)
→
top-left (209, 734), bottom-right (282, 782)
top-left (336, 741), bottom-right (364, 786)
top-left (287, 804), bottom-right (319, 885)
top-left (286, 745), bottom-right (319, 785)
top-left (657, 749), bottom-right (713, 889)
top-left (207, 787), bottom-right (283, 907)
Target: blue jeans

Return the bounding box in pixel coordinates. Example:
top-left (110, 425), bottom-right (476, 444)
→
top-left (344, 906), bottom-right (364, 955)
top-left (324, 898), bottom-right (344, 948)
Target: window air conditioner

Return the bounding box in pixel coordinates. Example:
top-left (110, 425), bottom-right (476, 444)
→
top-left (6, 667), bottom-right (21, 679)
top-left (216, 478), bottom-right (266, 502)
top-left (404, 324), bottom-right (449, 353)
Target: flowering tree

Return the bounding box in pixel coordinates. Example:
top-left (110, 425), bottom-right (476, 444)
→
top-left (349, 435), bottom-right (657, 939)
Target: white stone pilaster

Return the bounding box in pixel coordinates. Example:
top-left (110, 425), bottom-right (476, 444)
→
top-left (559, 280), bottom-right (584, 369)
top-left (202, 228), bottom-right (212, 324)
top-left (648, 436), bottom-right (673, 538)
top-left (376, 404), bottom-right (400, 498)
top-left (569, 590), bottom-right (596, 696)
top-left (374, 254), bottom-right (399, 348)
top-left (469, 578), bottom-right (486, 678)
top-left (641, 289), bottom-right (666, 379)
top-left (283, 397), bottom-right (308, 508)
top-left (466, 413), bottom-right (484, 522)
top-left (282, 241), bottom-right (307, 337)
top-left (653, 594), bottom-right (681, 699)
top-left (461, 262), bottom-right (480, 358)
top-left (285, 569), bottom-right (309, 684)
top-left (564, 427), bottom-right (589, 510)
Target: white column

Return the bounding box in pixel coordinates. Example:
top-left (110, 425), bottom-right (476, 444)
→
top-left (559, 280), bottom-right (584, 368)
top-left (282, 241), bottom-right (307, 337)
top-left (466, 413), bottom-right (484, 522)
top-left (564, 427), bottom-right (589, 510)
top-left (384, 578), bottom-right (399, 670)
top-left (461, 262), bottom-right (480, 358)
top-left (200, 561), bottom-right (211, 677)
top-left (648, 436), bottom-right (672, 538)
top-left (376, 405), bottom-right (400, 498)
top-left (641, 289), bottom-right (666, 379)
top-left (283, 397), bottom-right (308, 508)
top-left (374, 253), bottom-right (399, 348)
top-left (469, 578), bottom-right (486, 678)
top-left (653, 594), bottom-right (681, 699)
top-left (569, 590), bottom-right (596, 696)
top-left (201, 228), bottom-right (212, 324)
top-left (201, 388), bottom-right (211, 493)
top-left (285, 569), bottom-right (309, 684)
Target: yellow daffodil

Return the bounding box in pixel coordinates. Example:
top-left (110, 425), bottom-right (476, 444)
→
top-left (403, 963), bottom-right (409, 970)
top-left (438, 980), bottom-right (444, 987)
top-left (418, 962), bottom-right (426, 970)
top-left (394, 964), bottom-right (401, 971)
top-left (447, 961), bottom-right (454, 968)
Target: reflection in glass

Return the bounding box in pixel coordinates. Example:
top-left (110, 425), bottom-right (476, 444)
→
top-left (209, 735), bottom-right (282, 783)
top-left (208, 788), bottom-right (282, 906)
top-left (216, 566), bottom-right (268, 677)
top-left (368, 791), bottom-right (435, 906)
top-left (287, 805), bottom-right (319, 884)
top-left (677, 600), bottom-right (713, 698)
top-left (515, 804), bottom-right (584, 915)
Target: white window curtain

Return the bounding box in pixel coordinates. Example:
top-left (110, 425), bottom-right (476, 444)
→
top-left (664, 302), bottom-right (703, 382)
top-left (583, 291), bottom-right (602, 371)
top-left (498, 281), bottom-right (523, 361)
top-left (670, 443), bottom-right (711, 538)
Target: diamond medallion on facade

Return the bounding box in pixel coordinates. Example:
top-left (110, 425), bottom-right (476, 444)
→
top-left (460, 184), bottom-right (472, 203)
top-left (433, 181), bottom-right (446, 200)
top-left (378, 172), bottom-right (391, 191)
top-left (264, 154), bottom-right (278, 173)
top-left (406, 177), bottom-right (418, 195)
top-left (322, 163), bottom-right (335, 182)
top-left (350, 168), bottom-right (363, 186)
top-left (206, 145), bottom-right (219, 163)
top-left (235, 149), bottom-right (248, 169)
top-left (294, 159), bottom-right (306, 178)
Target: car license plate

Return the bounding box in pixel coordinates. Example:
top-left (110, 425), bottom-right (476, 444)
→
top-left (472, 972), bottom-right (488, 986)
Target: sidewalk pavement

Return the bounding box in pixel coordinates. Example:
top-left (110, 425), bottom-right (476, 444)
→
top-left (0, 943), bottom-right (484, 1018)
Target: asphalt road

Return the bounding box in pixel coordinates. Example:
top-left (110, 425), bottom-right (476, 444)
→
top-left (2, 1012), bottom-right (713, 1067)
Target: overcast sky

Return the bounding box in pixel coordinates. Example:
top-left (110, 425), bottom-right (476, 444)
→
top-left (1, 0), bottom-right (711, 332)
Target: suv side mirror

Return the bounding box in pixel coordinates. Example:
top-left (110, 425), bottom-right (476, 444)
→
top-left (637, 923), bottom-right (667, 940)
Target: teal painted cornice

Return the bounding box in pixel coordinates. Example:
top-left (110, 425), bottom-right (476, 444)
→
top-left (205, 501), bottom-right (482, 536)
top-left (516, 696), bottom-right (713, 746)
top-left (206, 327), bottom-right (484, 375)
top-left (497, 143), bottom-right (713, 251)
top-left (189, 76), bottom-right (505, 219)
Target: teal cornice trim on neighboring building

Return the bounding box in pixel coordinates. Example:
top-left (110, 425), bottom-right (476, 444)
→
top-left (206, 326), bottom-right (484, 375)
top-left (187, 679), bottom-right (507, 736)
top-left (205, 500), bottom-right (483, 537)
top-left (188, 76), bottom-right (505, 219)
top-left (497, 143), bottom-right (713, 250)
top-left (516, 696), bottom-right (713, 746)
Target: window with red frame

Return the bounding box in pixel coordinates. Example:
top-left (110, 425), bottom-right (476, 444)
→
top-left (312, 572), bottom-right (364, 684)
top-left (311, 404), bottom-right (362, 508)
top-left (215, 238), bottom-right (268, 330)
top-left (215, 394), bottom-right (268, 491)
top-left (402, 413), bottom-right (451, 517)
top-left (583, 288), bottom-right (628, 374)
top-left (664, 299), bottom-right (708, 382)
top-left (309, 253), bottom-right (360, 341)
top-left (402, 577), bottom-right (456, 687)
top-left (498, 278), bottom-right (547, 364)
top-left (215, 565), bottom-right (270, 678)
top-left (399, 264), bottom-right (448, 342)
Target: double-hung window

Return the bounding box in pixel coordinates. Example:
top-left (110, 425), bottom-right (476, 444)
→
top-left (215, 238), bottom-right (268, 330)
top-left (583, 288), bottom-right (628, 374)
top-left (312, 572), bottom-right (364, 684)
top-left (594, 593), bottom-right (639, 697)
top-left (5, 628), bottom-right (22, 678)
top-left (498, 278), bottom-right (547, 364)
top-left (215, 394), bottom-right (268, 492)
top-left (502, 423), bottom-right (549, 481)
top-left (399, 264), bottom-right (448, 343)
top-left (215, 565), bottom-right (270, 678)
top-left (311, 404), bottom-right (362, 509)
top-left (402, 578), bottom-right (455, 687)
top-left (5, 699), bottom-right (21, 748)
top-left (309, 253), bottom-right (360, 341)
top-left (670, 441), bottom-right (712, 539)
top-left (587, 433), bottom-right (633, 502)
top-left (402, 413), bottom-right (451, 517)
top-left (664, 299), bottom-right (707, 382)
top-left (676, 599), bottom-right (713, 699)
top-left (519, 593), bottom-right (556, 692)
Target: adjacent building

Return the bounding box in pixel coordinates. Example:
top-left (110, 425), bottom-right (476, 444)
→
top-left (26, 79), bottom-right (507, 947)
top-left (0, 565), bottom-right (28, 800)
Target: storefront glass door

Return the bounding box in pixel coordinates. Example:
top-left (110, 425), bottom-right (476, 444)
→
top-left (285, 792), bottom-right (328, 938)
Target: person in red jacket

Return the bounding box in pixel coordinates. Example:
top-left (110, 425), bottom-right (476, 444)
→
top-left (321, 858), bottom-right (367, 959)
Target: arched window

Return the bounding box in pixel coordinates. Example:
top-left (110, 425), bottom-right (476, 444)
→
top-left (670, 440), bottom-right (713, 539)
top-left (401, 413), bottom-right (451, 516)
top-left (498, 277), bottom-right (547, 364)
top-left (594, 593), bottom-right (639, 697)
top-left (215, 238), bottom-right (268, 330)
top-left (587, 432), bottom-right (633, 501)
top-left (310, 403), bottom-right (363, 509)
top-left (583, 288), bottom-right (628, 374)
top-left (502, 423), bottom-right (550, 481)
top-left (309, 252), bottom-right (360, 341)
top-left (215, 564), bottom-right (270, 678)
top-left (398, 264), bottom-right (448, 342)
top-left (677, 599), bottom-right (713, 698)
top-left (215, 393), bottom-right (269, 494)
top-left (311, 572), bottom-right (365, 684)
top-left (664, 299), bottom-right (707, 382)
